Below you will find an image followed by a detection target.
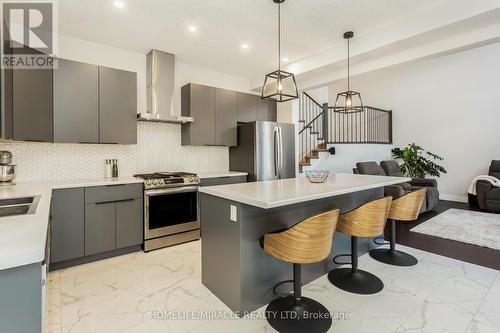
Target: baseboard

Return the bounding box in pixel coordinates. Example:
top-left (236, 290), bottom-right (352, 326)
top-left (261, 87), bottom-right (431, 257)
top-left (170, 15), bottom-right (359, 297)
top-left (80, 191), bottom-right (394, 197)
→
top-left (440, 194), bottom-right (468, 203)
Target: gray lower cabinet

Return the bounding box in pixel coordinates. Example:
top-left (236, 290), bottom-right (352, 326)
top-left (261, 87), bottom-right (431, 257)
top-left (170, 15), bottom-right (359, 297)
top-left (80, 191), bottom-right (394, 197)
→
top-left (50, 184), bottom-right (143, 266)
top-left (199, 175), bottom-right (247, 187)
top-left (99, 66), bottom-right (138, 144)
top-left (215, 88), bottom-right (237, 146)
top-left (116, 198), bottom-right (143, 249)
top-left (54, 59), bottom-right (99, 143)
top-left (84, 184), bottom-right (143, 255)
top-left (0, 263), bottom-right (42, 333)
top-left (12, 67), bottom-right (53, 142)
top-left (50, 188), bottom-right (85, 263)
top-left (258, 98), bottom-right (277, 122)
top-left (85, 201), bottom-right (116, 256)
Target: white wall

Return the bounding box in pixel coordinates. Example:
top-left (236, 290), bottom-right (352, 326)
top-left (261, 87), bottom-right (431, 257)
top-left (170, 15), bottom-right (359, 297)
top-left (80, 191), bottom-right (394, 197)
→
top-left (0, 35), bottom-right (252, 181)
top-left (312, 144), bottom-right (393, 174)
top-left (328, 41), bottom-right (500, 200)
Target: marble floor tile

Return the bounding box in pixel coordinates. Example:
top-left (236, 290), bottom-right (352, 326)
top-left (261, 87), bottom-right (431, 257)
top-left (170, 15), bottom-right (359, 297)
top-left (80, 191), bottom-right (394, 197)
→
top-left (466, 274), bottom-right (500, 333)
top-left (355, 289), bottom-right (423, 331)
top-left (330, 312), bottom-right (393, 333)
top-left (46, 240), bottom-right (499, 333)
top-left (397, 300), bottom-right (475, 333)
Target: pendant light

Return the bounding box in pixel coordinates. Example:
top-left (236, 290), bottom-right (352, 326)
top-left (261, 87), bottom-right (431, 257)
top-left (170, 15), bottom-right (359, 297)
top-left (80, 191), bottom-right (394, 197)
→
top-left (334, 31), bottom-right (364, 113)
top-left (261, 0), bottom-right (298, 102)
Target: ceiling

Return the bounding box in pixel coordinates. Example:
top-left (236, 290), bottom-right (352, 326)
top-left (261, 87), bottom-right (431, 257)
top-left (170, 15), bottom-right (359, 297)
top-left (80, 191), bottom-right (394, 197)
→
top-left (58, 0), bottom-right (442, 78)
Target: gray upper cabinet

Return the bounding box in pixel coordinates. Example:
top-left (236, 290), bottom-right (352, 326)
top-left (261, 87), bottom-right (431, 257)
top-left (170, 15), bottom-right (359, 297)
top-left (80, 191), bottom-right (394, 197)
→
top-left (4, 58), bottom-right (138, 144)
top-left (99, 66), bottom-right (137, 144)
top-left (50, 188), bottom-right (85, 263)
top-left (54, 59), bottom-right (99, 143)
top-left (12, 68), bottom-right (53, 142)
top-left (258, 98), bottom-right (277, 122)
top-left (215, 88), bottom-right (237, 146)
top-left (181, 83), bottom-right (216, 146)
top-left (237, 92), bottom-right (258, 123)
top-left (181, 83), bottom-right (278, 146)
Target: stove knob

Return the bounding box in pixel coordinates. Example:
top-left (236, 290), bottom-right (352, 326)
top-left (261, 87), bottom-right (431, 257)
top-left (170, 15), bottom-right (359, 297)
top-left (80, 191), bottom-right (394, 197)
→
top-left (145, 180), bottom-right (152, 186)
top-left (153, 179), bottom-right (159, 185)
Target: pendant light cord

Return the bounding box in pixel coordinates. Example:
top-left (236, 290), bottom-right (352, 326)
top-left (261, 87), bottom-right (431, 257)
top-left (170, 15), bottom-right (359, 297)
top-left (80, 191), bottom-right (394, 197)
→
top-left (347, 37), bottom-right (350, 92)
top-left (278, 2), bottom-right (281, 72)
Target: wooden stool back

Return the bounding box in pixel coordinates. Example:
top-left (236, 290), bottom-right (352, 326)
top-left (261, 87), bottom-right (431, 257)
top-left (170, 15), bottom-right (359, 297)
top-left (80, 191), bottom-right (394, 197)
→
top-left (263, 209), bottom-right (340, 264)
top-left (336, 197), bottom-right (392, 237)
top-left (389, 189), bottom-right (426, 221)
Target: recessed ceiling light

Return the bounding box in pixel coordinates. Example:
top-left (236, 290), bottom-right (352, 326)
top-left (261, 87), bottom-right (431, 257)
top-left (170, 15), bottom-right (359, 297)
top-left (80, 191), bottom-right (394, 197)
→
top-left (241, 43), bottom-right (250, 50)
top-left (282, 57), bottom-right (289, 63)
top-left (188, 25), bottom-right (198, 33)
top-left (113, 0), bottom-right (125, 9)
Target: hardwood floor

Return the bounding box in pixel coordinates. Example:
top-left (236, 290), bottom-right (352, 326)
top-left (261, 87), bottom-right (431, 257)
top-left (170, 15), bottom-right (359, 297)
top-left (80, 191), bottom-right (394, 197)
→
top-left (387, 200), bottom-right (500, 270)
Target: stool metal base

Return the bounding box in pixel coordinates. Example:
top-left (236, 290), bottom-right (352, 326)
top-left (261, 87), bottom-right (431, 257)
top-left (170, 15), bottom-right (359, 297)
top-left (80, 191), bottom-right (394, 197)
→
top-left (369, 248), bottom-right (418, 267)
top-left (328, 268), bottom-right (384, 295)
top-left (265, 295), bottom-right (332, 333)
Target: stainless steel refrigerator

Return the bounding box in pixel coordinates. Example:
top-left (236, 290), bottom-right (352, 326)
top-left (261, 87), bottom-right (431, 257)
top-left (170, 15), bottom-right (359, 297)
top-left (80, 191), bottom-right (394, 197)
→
top-left (229, 121), bottom-right (296, 181)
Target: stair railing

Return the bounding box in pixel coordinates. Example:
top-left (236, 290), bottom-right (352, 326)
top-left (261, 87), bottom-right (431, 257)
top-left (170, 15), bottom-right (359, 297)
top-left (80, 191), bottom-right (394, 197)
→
top-left (298, 92), bottom-right (393, 172)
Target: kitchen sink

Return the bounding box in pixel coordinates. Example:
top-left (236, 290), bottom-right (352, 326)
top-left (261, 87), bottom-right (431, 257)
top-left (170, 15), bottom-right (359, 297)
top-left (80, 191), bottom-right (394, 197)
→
top-left (0, 196), bottom-right (41, 217)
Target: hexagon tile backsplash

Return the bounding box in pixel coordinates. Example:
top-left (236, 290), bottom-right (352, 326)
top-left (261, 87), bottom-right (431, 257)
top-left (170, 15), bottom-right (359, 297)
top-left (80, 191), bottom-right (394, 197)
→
top-left (0, 122), bottom-right (229, 181)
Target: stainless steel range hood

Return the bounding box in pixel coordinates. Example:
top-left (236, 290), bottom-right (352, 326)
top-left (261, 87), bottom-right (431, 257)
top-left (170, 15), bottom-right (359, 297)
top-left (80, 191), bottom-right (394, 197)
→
top-left (137, 50), bottom-right (193, 124)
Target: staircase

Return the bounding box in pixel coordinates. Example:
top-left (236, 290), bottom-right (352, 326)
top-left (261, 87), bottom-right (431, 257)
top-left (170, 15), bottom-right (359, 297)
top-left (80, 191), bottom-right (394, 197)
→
top-left (298, 92), bottom-right (393, 173)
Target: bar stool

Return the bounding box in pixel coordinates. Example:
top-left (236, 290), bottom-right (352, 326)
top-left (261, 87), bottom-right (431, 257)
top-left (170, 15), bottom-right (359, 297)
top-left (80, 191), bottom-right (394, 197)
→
top-left (263, 208), bottom-right (340, 333)
top-left (370, 189), bottom-right (426, 266)
top-left (328, 197), bottom-right (392, 295)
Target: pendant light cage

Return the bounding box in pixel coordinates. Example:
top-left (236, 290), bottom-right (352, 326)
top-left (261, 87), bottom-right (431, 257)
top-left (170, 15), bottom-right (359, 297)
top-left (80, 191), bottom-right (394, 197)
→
top-left (334, 31), bottom-right (364, 114)
top-left (261, 0), bottom-right (299, 102)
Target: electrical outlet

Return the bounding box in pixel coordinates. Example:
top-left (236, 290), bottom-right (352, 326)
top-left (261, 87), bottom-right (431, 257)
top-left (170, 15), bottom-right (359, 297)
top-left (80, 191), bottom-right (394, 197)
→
top-left (230, 205), bottom-right (237, 222)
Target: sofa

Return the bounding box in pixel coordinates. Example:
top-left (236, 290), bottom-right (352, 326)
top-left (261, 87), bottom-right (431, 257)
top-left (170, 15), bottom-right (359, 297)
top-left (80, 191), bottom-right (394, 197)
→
top-left (476, 160), bottom-right (500, 213)
top-left (354, 160), bottom-right (439, 213)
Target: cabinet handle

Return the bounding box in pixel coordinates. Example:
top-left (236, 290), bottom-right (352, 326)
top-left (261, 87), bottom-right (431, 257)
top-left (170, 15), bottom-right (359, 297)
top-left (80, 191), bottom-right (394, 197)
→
top-left (95, 198), bottom-right (135, 205)
top-left (114, 198), bottom-right (135, 203)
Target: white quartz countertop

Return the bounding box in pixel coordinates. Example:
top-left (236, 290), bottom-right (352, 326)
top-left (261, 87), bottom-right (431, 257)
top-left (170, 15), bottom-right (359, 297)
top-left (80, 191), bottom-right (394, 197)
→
top-left (0, 177), bottom-right (143, 271)
top-left (198, 171), bottom-right (248, 179)
top-left (198, 173), bottom-right (411, 209)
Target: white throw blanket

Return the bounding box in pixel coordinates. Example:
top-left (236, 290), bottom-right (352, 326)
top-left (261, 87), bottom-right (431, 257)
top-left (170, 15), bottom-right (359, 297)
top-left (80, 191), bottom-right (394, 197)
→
top-left (468, 175), bottom-right (500, 195)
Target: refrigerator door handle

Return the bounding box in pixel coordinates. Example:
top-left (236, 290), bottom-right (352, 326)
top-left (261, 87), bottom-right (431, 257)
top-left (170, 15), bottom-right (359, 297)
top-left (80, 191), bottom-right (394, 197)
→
top-left (273, 126), bottom-right (279, 178)
top-left (278, 126), bottom-right (284, 179)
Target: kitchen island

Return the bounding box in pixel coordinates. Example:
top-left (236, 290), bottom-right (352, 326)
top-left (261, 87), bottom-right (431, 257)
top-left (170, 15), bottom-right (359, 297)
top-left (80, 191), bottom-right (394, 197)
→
top-left (198, 173), bottom-right (410, 314)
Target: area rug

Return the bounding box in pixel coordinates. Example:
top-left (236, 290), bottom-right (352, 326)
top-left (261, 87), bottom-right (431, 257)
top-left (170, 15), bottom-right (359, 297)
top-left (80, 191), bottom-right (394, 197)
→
top-left (411, 209), bottom-right (500, 250)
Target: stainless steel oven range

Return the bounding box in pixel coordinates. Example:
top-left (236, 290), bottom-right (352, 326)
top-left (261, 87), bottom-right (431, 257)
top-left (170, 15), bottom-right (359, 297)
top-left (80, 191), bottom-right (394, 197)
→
top-left (134, 172), bottom-right (200, 251)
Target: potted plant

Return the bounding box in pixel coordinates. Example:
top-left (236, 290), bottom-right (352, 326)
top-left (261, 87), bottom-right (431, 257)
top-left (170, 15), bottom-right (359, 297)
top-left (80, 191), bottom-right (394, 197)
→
top-left (392, 143), bottom-right (447, 178)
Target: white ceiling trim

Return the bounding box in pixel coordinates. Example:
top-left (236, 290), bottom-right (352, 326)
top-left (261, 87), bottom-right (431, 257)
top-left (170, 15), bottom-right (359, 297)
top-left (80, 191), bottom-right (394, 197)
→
top-left (250, 0), bottom-right (500, 91)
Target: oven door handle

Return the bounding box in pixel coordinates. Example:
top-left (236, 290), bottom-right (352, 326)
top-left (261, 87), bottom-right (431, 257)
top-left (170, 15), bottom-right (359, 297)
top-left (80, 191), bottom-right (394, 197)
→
top-left (145, 186), bottom-right (199, 196)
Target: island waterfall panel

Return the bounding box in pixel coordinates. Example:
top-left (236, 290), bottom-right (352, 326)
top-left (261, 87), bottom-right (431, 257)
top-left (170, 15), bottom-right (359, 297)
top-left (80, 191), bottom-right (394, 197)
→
top-left (200, 188), bottom-right (384, 314)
